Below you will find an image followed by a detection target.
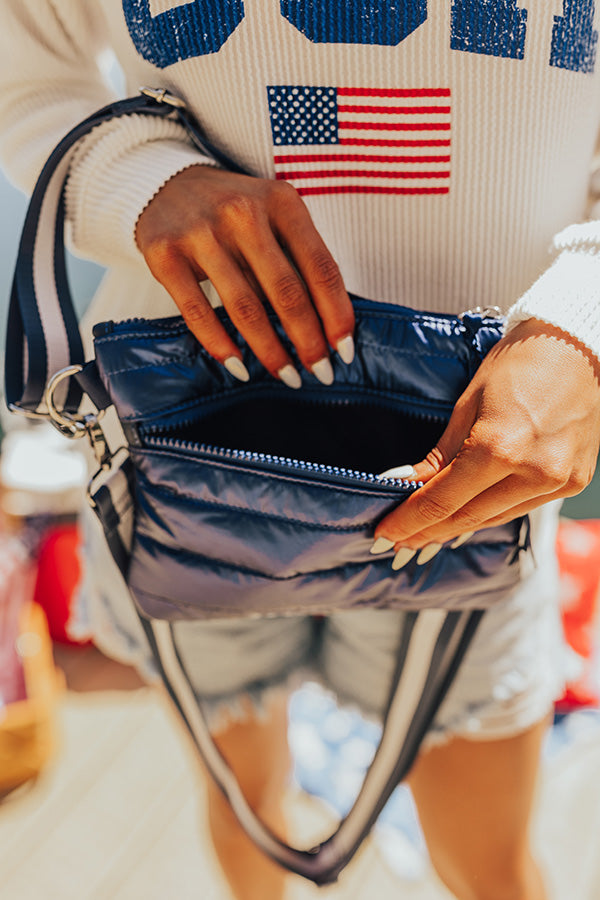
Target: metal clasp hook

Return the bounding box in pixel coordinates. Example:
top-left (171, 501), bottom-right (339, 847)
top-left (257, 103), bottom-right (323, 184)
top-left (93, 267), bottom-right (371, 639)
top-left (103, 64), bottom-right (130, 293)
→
top-left (45, 365), bottom-right (111, 468)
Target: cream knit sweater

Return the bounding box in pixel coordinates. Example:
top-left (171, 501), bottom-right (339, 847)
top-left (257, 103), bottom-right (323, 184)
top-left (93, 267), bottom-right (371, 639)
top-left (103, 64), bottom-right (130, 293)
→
top-left (2, 0), bottom-right (600, 360)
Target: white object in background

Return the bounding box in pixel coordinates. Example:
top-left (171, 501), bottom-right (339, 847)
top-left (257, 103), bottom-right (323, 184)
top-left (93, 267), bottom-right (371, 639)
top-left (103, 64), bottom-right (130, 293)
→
top-left (0, 424), bottom-right (87, 518)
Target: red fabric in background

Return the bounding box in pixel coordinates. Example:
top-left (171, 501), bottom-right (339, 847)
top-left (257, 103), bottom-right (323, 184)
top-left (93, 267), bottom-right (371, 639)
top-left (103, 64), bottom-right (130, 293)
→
top-left (555, 519), bottom-right (600, 713)
top-left (32, 524), bottom-right (89, 646)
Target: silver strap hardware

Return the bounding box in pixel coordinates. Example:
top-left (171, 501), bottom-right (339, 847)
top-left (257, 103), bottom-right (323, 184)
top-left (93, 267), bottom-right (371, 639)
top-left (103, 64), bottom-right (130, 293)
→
top-left (45, 365), bottom-right (111, 468)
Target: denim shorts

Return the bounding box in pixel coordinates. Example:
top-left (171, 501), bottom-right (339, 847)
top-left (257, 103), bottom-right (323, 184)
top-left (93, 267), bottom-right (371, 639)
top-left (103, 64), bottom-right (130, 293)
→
top-left (76, 498), bottom-right (565, 746)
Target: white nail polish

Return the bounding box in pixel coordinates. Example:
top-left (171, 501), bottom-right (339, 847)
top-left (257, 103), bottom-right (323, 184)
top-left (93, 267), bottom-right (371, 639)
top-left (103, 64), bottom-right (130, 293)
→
top-left (451, 532), bottom-right (474, 549)
top-left (224, 356), bottom-right (250, 382)
top-left (370, 537), bottom-right (395, 555)
top-left (417, 543), bottom-right (443, 565)
top-left (392, 547), bottom-right (416, 570)
top-left (312, 357), bottom-right (334, 385)
top-left (277, 364), bottom-right (302, 389)
top-left (336, 335), bottom-right (355, 365)
top-left (377, 465), bottom-right (417, 480)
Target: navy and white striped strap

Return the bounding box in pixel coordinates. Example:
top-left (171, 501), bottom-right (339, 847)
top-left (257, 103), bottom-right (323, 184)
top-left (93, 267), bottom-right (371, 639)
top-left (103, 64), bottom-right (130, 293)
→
top-left (5, 89), bottom-right (247, 418)
top-left (140, 608), bottom-right (482, 885)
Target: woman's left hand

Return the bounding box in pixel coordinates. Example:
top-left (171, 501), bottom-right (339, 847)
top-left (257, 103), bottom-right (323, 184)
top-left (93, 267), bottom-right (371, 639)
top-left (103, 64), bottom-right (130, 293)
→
top-left (374, 319), bottom-right (600, 554)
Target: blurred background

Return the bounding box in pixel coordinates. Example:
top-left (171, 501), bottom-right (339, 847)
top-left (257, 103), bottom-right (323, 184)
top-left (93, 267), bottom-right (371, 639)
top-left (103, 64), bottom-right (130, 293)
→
top-left (0, 167), bottom-right (599, 900)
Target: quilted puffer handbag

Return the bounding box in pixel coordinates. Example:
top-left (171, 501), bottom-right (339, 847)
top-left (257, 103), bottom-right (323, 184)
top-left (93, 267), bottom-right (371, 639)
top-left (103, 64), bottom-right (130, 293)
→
top-left (5, 88), bottom-right (529, 885)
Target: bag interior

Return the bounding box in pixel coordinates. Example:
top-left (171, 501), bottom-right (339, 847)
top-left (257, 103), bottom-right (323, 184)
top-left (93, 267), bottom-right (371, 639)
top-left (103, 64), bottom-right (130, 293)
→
top-left (173, 397), bottom-right (445, 474)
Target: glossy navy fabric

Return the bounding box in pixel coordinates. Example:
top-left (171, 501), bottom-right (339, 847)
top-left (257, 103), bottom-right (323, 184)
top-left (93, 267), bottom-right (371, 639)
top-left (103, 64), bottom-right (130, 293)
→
top-left (92, 298), bottom-right (526, 621)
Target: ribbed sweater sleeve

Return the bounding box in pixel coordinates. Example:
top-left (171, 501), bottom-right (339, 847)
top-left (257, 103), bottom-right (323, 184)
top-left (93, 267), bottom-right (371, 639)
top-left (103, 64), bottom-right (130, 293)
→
top-left (505, 222), bottom-right (600, 358)
top-left (0, 0), bottom-right (211, 266)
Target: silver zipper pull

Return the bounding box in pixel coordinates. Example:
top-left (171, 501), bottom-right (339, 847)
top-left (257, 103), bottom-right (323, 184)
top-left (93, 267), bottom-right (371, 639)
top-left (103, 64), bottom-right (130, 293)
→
top-left (458, 306), bottom-right (503, 320)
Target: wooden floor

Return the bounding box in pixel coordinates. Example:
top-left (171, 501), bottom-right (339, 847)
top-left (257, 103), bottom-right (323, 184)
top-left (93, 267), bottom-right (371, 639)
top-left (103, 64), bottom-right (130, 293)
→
top-left (0, 644), bottom-right (599, 900)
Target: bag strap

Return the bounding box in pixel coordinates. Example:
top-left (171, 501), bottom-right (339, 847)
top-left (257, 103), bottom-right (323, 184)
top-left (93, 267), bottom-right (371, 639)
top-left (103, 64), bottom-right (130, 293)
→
top-left (5, 88), bottom-right (247, 420)
top-left (6, 89), bottom-right (485, 885)
top-left (145, 610), bottom-right (483, 885)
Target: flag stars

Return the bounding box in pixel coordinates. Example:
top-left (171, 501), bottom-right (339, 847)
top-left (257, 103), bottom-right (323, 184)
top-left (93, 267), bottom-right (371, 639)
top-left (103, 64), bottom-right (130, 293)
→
top-left (267, 85), bottom-right (339, 145)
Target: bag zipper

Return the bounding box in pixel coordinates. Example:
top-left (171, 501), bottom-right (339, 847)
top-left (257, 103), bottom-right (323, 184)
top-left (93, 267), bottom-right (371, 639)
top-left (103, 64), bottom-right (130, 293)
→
top-left (139, 392), bottom-right (435, 491)
top-left (92, 302), bottom-right (503, 340)
top-left (142, 431), bottom-right (422, 492)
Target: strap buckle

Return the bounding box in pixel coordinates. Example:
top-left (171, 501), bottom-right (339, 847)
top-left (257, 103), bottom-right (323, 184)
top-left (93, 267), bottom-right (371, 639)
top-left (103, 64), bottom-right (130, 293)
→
top-left (45, 365), bottom-right (111, 468)
top-left (139, 86), bottom-right (186, 109)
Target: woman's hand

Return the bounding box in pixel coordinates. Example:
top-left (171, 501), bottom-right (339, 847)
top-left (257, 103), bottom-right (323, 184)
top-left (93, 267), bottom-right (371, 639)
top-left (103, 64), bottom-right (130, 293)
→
top-left (373, 319), bottom-right (600, 560)
top-left (135, 165), bottom-right (355, 386)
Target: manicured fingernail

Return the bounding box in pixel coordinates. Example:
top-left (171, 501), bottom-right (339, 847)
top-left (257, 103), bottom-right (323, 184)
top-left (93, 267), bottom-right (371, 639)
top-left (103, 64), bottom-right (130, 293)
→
top-left (417, 543), bottom-right (443, 565)
top-left (336, 335), bottom-right (355, 365)
top-left (278, 364), bottom-right (302, 389)
top-left (370, 537), bottom-right (395, 555)
top-left (377, 465), bottom-right (417, 480)
top-left (224, 356), bottom-right (250, 382)
top-left (392, 547), bottom-right (416, 570)
top-left (451, 532), bottom-right (474, 549)
top-left (312, 357), bottom-right (334, 385)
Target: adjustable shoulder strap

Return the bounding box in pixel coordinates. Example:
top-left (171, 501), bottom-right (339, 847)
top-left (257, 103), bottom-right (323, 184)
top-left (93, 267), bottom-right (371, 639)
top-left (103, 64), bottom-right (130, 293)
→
top-left (143, 608), bottom-right (482, 885)
top-left (4, 89), bottom-right (247, 419)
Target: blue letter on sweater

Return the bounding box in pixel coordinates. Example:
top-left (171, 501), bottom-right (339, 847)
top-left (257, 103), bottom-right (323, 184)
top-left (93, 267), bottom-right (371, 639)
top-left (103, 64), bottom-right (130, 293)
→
top-left (122, 0), bottom-right (245, 66)
top-left (279, 0), bottom-right (427, 45)
top-left (450, 0), bottom-right (528, 59)
top-left (550, 0), bottom-right (597, 73)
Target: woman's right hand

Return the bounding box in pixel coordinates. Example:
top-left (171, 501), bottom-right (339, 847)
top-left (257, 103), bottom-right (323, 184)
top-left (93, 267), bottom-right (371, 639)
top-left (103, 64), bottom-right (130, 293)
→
top-left (135, 165), bottom-right (355, 387)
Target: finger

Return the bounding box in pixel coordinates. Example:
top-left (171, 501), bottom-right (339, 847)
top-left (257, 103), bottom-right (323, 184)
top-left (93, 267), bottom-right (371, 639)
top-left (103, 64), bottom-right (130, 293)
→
top-left (375, 394), bottom-right (477, 484)
top-left (454, 489), bottom-right (567, 533)
top-left (234, 260), bottom-right (312, 386)
top-left (145, 250), bottom-right (250, 380)
top-left (199, 243), bottom-right (304, 387)
top-left (383, 473), bottom-right (543, 548)
top-left (237, 223), bottom-right (334, 381)
top-left (410, 395), bottom-right (479, 485)
top-left (272, 186), bottom-right (355, 358)
top-left (391, 488), bottom-right (565, 566)
top-left (374, 428), bottom-right (511, 544)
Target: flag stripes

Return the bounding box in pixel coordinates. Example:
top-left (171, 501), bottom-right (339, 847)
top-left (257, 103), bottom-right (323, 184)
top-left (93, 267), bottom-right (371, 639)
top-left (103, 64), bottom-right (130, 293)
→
top-left (268, 85), bottom-right (451, 196)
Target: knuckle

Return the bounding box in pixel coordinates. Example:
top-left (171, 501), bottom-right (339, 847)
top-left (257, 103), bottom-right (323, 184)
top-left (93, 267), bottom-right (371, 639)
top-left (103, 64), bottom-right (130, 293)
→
top-left (513, 457), bottom-right (569, 492)
top-left (187, 221), bottom-right (217, 253)
top-left (413, 493), bottom-right (451, 525)
top-left (180, 298), bottom-right (213, 328)
top-left (566, 469), bottom-right (591, 496)
top-left (215, 192), bottom-right (261, 230)
top-left (271, 179), bottom-right (301, 206)
top-left (229, 295), bottom-right (265, 327)
top-left (479, 432), bottom-right (519, 471)
top-left (542, 464), bottom-right (571, 491)
top-left (273, 273), bottom-right (306, 315)
top-left (456, 510), bottom-right (483, 532)
top-left (144, 237), bottom-right (180, 276)
top-left (310, 252), bottom-right (344, 293)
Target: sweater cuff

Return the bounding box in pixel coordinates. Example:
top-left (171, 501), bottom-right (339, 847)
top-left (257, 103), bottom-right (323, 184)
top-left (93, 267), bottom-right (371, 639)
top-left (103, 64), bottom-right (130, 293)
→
top-left (65, 117), bottom-right (216, 266)
top-left (505, 227), bottom-right (600, 361)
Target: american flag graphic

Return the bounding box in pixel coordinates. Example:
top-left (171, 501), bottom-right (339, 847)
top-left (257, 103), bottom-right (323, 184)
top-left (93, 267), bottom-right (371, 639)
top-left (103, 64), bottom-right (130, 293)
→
top-left (267, 85), bottom-right (451, 197)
